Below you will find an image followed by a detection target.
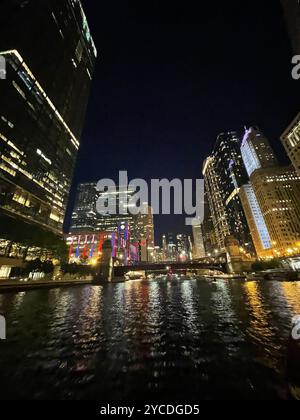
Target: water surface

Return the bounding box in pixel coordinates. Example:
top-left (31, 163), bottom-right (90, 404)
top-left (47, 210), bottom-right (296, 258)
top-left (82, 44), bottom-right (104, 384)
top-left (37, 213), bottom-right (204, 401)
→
top-left (0, 278), bottom-right (299, 400)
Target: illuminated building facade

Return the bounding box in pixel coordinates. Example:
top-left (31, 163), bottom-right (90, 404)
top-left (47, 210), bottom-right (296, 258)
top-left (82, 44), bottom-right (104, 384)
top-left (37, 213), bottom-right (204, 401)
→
top-left (281, 112), bottom-right (300, 175)
top-left (65, 231), bottom-right (140, 265)
top-left (70, 184), bottom-right (157, 263)
top-left (152, 246), bottom-right (165, 263)
top-left (241, 127), bottom-right (278, 177)
top-left (281, 0), bottom-right (300, 54)
top-left (251, 166), bottom-right (300, 256)
top-left (165, 233), bottom-right (178, 261)
top-left (71, 183), bottom-right (137, 236)
top-left (161, 233), bottom-right (192, 261)
top-left (95, 187), bottom-right (137, 238)
top-left (203, 156), bottom-right (230, 251)
top-left (240, 126), bottom-right (300, 257)
top-left (134, 204), bottom-right (155, 262)
top-left (239, 183), bottom-right (272, 258)
top-left (0, 0), bottom-right (96, 234)
top-left (192, 223), bottom-right (206, 259)
top-left (71, 183), bottom-right (97, 232)
top-left (162, 235), bottom-right (168, 260)
top-left (203, 132), bottom-right (254, 254)
top-left (176, 234), bottom-right (192, 261)
top-left (202, 195), bottom-right (217, 256)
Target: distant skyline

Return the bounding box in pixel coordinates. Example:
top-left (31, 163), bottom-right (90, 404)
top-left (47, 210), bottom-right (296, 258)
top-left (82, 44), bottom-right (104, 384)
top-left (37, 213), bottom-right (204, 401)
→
top-left (65, 0), bottom-right (300, 243)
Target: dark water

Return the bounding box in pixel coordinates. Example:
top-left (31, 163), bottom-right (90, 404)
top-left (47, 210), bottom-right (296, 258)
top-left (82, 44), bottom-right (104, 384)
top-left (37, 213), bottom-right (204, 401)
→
top-left (0, 278), bottom-right (300, 400)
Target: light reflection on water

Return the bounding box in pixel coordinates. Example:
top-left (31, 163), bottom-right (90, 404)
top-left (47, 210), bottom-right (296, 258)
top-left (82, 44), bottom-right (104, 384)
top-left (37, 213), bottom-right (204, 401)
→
top-left (0, 278), bottom-right (299, 400)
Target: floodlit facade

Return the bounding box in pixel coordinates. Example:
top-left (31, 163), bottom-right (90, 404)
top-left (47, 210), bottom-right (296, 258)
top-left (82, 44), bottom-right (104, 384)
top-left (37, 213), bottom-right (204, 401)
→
top-left (239, 183), bottom-right (272, 258)
top-left (281, 112), bottom-right (300, 175)
top-left (251, 166), bottom-right (300, 256)
top-left (241, 127), bottom-right (278, 178)
top-left (240, 126), bottom-right (300, 257)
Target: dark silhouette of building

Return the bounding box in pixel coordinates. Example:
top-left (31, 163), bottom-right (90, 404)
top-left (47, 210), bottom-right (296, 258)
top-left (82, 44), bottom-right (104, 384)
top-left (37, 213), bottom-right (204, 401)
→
top-left (281, 0), bottom-right (300, 54)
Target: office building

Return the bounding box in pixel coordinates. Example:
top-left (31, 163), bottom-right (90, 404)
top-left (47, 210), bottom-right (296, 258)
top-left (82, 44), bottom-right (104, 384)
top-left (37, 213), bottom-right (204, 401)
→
top-left (241, 127), bottom-right (278, 178)
top-left (71, 183), bottom-right (97, 232)
top-left (95, 188), bottom-right (136, 237)
top-left (239, 183), bottom-right (272, 258)
top-left (251, 166), bottom-right (300, 256)
top-left (202, 194), bottom-right (217, 256)
top-left (162, 235), bottom-right (168, 260)
top-left (176, 234), bottom-right (192, 261)
top-left (133, 204), bottom-right (155, 262)
top-left (281, 112), bottom-right (300, 175)
top-left (0, 0), bottom-right (96, 234)
top-left (192, 223), bottom-right (206, 259)
top-left (70, 183), bottom-right (156, 262)
top-left (203, 132), bottom-right (254, 254)
top-left (241, 127), bottom-right (300, 257)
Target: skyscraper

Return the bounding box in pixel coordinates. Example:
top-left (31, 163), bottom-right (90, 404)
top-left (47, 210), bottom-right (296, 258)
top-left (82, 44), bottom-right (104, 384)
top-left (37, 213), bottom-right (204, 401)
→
top-left (241, 127), bottom-right (278, 178)
top-left (176, 234), bottom-right (192, 261)
top-left (162, 235), bottom-right (168, 260)
top-left (281, 0), bottom-right (300, 54)
top-left (95, 187), bottom-right (138, 238)
top-left (71, 183), bottom-right (97, 232)
top-left (281, 112), bottom-right (300, 175)
top-left (192, 223), bottom-right (206, 259)
top-left (133, 204), bottom-right (155, 261)
top-left (251, 166), bottom-right (300, 255)
top-left (70, 183), bottom-right (156, 262)
top-left (0, 0), bottom-right (96, 235)
top-left (203, 132), bottom-right (254, 254)
top-left (166, 233), bottom-right (178, 261)
top-left (239, 183), bottom-right (272, 258)
top-left (241, 127), bottom-right (300, 257)
top-left (201, 192), bottom-right (217, 256)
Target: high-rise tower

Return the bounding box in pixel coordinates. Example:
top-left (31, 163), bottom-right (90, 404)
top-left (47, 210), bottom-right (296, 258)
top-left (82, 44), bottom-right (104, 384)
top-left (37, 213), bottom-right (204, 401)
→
top-left (0, 0), bottom-right (96, 234)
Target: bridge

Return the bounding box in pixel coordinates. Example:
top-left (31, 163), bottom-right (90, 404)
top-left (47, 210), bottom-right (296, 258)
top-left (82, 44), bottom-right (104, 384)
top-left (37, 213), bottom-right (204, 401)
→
top-left (114, 258), bottom-right (228, 278)
top-left (93, 240), bottom-right (229, 284)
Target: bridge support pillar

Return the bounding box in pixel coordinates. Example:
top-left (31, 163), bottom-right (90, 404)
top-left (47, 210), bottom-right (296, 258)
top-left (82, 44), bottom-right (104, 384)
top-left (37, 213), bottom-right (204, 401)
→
top-left (225, 236), bottom-right (254, 274)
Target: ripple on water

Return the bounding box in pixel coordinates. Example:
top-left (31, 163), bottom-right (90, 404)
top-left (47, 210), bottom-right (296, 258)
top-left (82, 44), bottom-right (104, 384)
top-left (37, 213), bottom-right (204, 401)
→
top-left (0, 279), bottom-right (298, 400)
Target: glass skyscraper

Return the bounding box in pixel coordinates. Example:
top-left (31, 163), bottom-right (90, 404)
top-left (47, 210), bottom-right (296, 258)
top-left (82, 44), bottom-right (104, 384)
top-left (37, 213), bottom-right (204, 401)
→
top-left (203, 132), bottom-right (255, 254)
top-left (71, 183), bottom-right (155, 253)
top-left (0, 0), bottom-right (96, 235)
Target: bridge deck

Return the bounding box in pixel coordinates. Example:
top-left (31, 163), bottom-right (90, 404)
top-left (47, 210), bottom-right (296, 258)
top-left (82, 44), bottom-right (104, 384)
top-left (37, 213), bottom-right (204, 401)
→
top-left (114, 261), bottom-right (228, 277)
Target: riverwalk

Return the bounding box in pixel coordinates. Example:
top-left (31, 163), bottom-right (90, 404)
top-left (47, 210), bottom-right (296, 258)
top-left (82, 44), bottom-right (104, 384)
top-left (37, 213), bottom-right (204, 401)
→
top-left (0, 278), bottom-right (92, 293)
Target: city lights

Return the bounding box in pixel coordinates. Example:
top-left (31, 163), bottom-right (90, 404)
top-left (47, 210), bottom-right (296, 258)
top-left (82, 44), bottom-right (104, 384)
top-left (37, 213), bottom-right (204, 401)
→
top-left (0, 0), bottom-right (300, 403)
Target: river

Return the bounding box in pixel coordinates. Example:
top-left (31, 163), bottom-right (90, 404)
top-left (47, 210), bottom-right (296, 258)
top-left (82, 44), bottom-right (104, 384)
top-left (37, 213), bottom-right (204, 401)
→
top-left (0, 278), bottom-right (300, 400)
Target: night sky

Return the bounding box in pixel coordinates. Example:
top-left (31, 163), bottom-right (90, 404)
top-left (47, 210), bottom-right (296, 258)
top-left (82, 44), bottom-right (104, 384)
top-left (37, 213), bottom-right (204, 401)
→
top-left (65, 0), bottom-right (300, 244)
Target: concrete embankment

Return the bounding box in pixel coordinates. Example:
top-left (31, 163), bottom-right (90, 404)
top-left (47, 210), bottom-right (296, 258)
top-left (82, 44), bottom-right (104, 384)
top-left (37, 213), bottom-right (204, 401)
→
top-left (0, 279), bottom-right (92, 293)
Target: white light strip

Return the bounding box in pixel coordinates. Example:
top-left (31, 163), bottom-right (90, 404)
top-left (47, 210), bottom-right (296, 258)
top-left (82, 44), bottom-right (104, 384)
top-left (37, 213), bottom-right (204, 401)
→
top-left (0, 49), bottom-right (80, 150)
